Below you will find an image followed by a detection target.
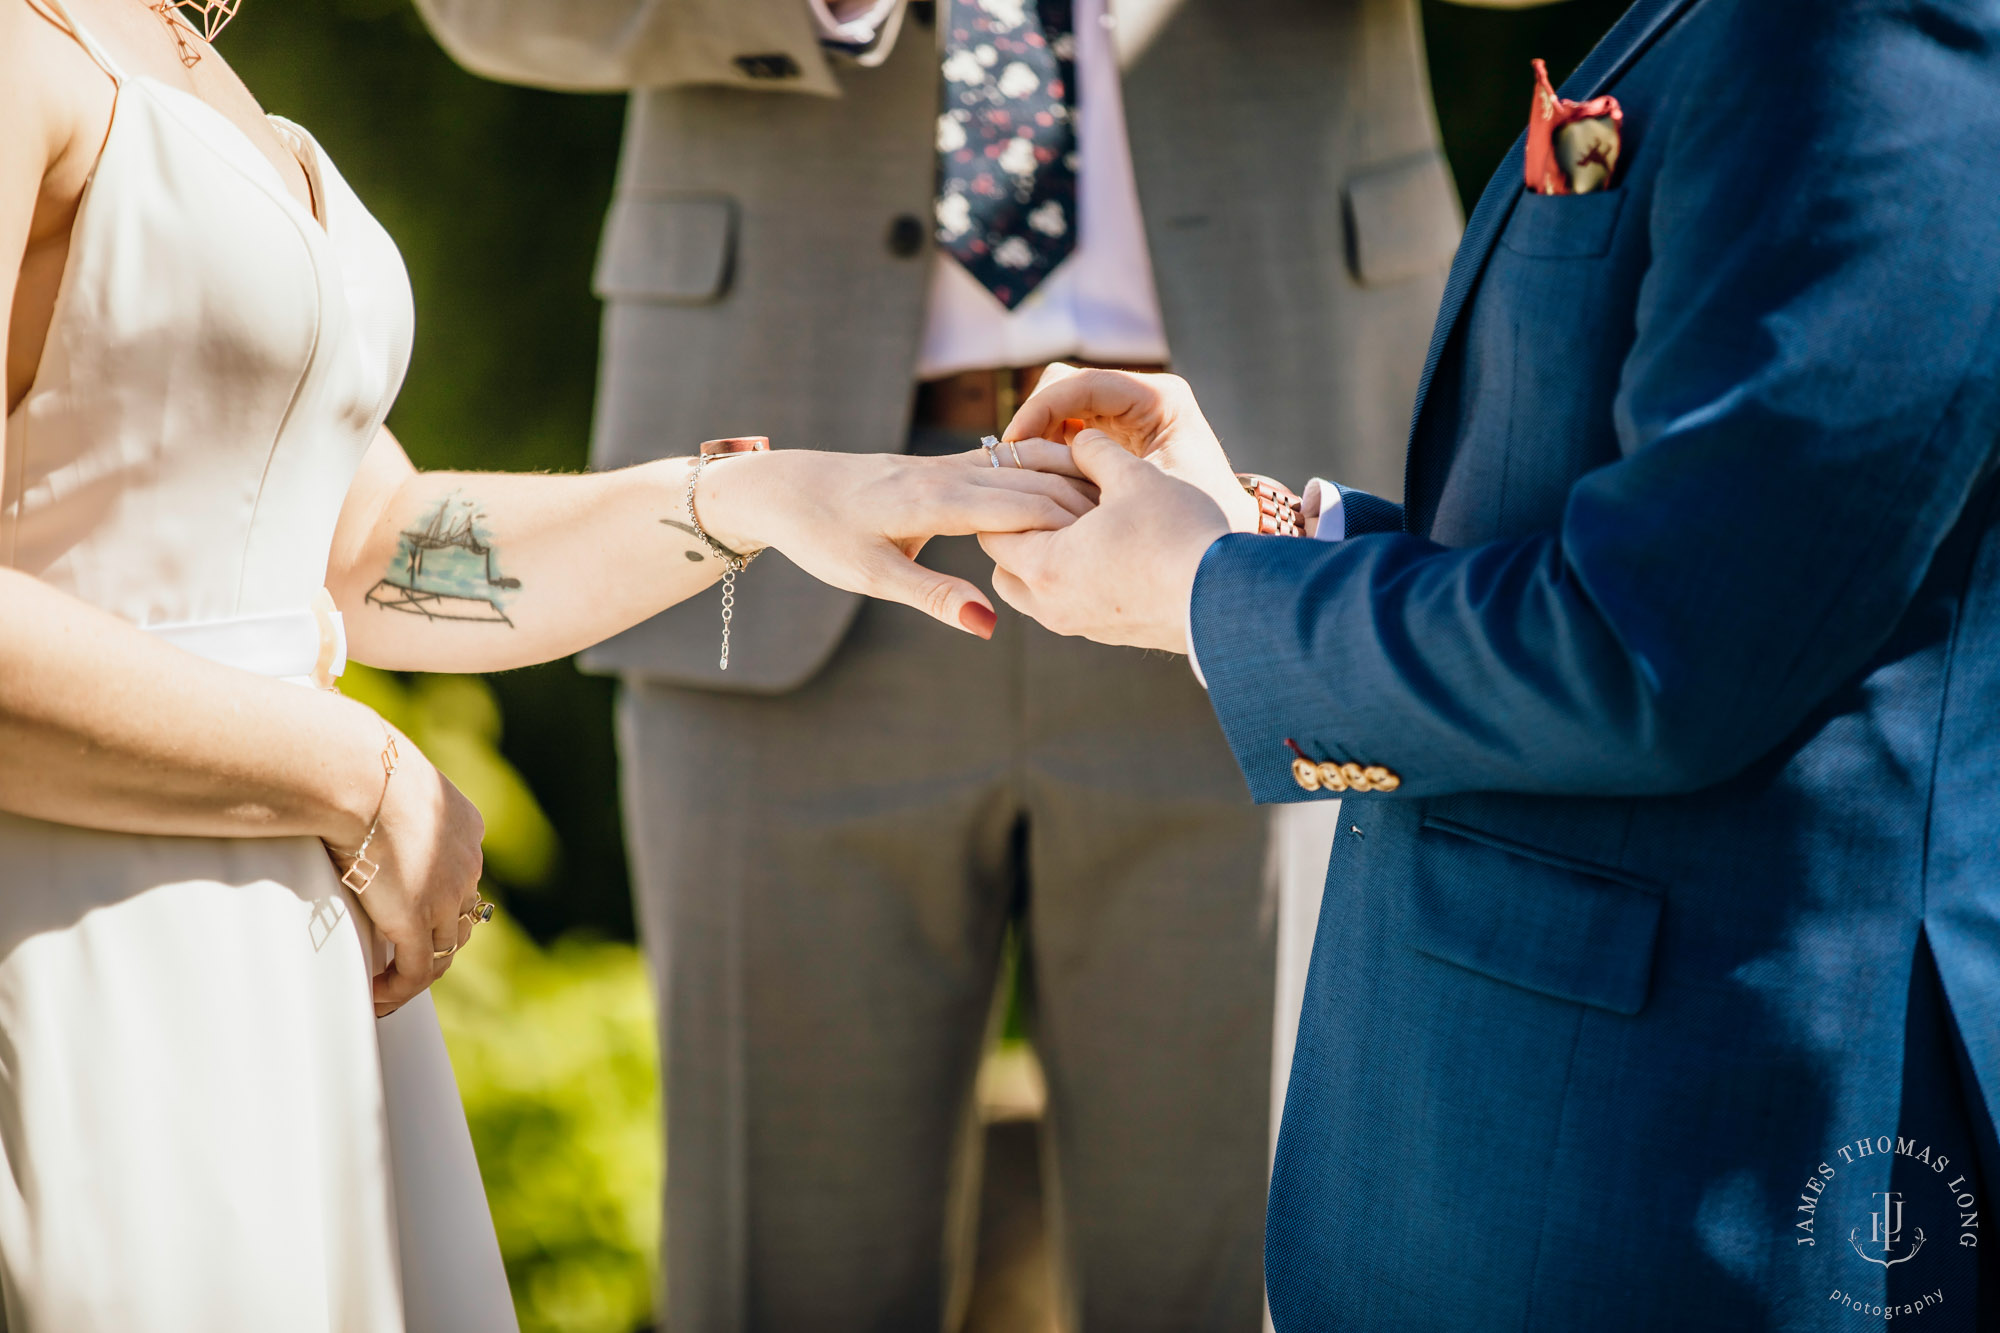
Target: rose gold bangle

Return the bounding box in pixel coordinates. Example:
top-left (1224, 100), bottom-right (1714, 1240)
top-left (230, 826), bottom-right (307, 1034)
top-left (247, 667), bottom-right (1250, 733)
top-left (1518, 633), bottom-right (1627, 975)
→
top-left (336, 725), bottom-right (400, 895)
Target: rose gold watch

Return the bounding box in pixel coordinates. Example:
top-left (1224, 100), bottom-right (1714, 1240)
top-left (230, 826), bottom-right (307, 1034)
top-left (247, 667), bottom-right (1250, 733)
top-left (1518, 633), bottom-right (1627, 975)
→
top-left (1236, 473), bottom-right (1305, 537)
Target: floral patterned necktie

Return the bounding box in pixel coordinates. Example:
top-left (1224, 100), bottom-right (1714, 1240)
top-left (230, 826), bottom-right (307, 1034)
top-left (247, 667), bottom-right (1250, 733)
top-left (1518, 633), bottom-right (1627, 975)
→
top-left (935, 0), bottom-right (1079, 310)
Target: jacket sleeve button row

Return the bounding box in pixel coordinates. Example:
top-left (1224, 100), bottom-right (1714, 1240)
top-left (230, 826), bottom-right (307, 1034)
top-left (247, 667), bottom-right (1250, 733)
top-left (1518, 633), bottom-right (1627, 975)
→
top-left (1286, 746), bottom-right (1400, 793)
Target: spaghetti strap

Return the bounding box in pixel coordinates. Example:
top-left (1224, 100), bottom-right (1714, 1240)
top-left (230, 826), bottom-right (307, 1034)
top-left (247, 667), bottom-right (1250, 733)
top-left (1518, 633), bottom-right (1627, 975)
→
top-left (39, 0), bottom-right (127, 84)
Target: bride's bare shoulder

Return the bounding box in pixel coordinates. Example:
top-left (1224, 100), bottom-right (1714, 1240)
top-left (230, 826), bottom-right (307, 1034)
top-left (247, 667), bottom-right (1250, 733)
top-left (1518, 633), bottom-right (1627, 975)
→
top-left (3, 0), bottom-right (75, 70)
top-left (0, 8), bottom-right (60, 171)
top-left (4, 0), bottom-right (121, 412)
top-left (1, 3), bottom-right (94, 140)
top-left (1, 1), bottom-right (118, 204)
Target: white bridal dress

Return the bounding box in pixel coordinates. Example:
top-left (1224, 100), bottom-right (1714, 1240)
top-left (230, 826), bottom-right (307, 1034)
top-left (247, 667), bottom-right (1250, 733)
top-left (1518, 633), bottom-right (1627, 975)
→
top-left (0, 4), bottom-right (515, 1328)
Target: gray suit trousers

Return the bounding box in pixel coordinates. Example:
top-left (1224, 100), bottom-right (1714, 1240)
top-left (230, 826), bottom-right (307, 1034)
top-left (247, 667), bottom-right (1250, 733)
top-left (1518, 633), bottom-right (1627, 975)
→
top-left (619, 431), bottom-right (1274, 1333)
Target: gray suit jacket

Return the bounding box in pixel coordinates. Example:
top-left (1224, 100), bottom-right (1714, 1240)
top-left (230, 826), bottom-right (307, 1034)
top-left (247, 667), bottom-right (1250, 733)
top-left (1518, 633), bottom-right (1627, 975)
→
top-left (416, 0), bottom-right (1467, 691)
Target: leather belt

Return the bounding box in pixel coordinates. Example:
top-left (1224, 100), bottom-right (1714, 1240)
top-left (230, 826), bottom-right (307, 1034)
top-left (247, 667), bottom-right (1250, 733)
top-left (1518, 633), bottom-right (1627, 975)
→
top-left (912, 362), bottom-right (1169, 435)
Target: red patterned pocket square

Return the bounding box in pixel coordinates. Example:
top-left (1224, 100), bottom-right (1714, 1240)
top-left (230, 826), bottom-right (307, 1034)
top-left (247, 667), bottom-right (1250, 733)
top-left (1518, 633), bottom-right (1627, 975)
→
top-left (1525, 57), bottom-right (1624, 196)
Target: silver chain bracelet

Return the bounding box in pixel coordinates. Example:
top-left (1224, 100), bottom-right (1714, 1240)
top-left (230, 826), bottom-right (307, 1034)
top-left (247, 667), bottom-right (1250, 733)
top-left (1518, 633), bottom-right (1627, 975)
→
top-left (685, 439), bottom-right (769, 671)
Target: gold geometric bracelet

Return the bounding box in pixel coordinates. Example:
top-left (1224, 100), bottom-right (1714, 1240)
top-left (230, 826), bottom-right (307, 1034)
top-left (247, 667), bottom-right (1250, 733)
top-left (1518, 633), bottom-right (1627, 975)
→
top-left (337, 725), bottom-right (400, 894)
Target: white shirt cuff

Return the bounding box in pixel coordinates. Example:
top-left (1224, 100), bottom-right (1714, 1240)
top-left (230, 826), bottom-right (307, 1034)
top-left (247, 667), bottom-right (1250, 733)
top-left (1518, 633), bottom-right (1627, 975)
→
top-left (1187, 479), bottom-right (1344, 689)
top-left (1300, 478), bottom-right (1346, 543)
top-left (808, 0), bottom-right (905, 63)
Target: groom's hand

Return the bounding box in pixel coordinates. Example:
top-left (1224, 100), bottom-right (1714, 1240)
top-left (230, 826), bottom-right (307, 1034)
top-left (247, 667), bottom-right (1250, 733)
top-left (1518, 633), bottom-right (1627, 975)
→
top-left (1004, 365), bottom-right (1260, 535)
top-left (981, 430), bottom-right (1230, 654)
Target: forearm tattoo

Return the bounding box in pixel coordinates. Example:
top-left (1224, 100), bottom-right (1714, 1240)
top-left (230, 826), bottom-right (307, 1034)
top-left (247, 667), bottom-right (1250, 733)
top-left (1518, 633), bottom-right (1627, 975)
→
top-left (367, 494), bottom-right (522, 626)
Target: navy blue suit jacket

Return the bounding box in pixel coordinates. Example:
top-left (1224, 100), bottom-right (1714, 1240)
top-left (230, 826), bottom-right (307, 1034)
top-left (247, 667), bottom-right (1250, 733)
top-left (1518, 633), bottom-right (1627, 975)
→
top-left (1190, 1), bottom-right (2000, 1326)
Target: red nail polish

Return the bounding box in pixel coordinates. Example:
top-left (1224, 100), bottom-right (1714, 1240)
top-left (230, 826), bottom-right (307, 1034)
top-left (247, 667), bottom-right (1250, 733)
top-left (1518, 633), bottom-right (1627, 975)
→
top-left (959, 603), bottom-right (997, 639)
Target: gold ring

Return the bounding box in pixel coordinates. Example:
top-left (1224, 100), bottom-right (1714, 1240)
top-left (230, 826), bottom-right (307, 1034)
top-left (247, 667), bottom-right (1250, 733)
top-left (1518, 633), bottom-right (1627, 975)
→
top-left (432, 942), bottom-right (458, 960)
top-left (1006, 438), bottom-right (1024, 468)
top-left (460, 900), bottom-right (495, 927)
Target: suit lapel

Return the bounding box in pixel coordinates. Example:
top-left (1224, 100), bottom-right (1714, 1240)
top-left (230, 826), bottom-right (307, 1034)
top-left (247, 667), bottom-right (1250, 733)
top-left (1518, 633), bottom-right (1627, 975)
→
top-left (1401, 0), bottom-right (1703, 519)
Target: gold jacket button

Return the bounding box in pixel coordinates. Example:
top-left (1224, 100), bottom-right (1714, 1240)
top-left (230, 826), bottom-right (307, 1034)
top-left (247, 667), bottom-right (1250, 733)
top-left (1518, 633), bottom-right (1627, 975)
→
top-left (1316, 762), bottom-right (1348, 792)
top-left (1292, 757), bottom-right (1322, 792)
top-left (1341, 762), bottom-right (1371, 792)
top-left (1363, 766), bottom-right (1401, 793)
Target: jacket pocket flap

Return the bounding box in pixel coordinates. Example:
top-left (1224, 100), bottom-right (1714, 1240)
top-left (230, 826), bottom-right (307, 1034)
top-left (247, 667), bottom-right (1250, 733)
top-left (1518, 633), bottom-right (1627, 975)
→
top-left (1501, 187), bottom-right (1626, 259)
top-left (1412, 816), bottom-right (1662, 1015)
top-left (1343, 154), bottom-right (1462, 288)
top-left (594, 194), bottom-right (736, 304)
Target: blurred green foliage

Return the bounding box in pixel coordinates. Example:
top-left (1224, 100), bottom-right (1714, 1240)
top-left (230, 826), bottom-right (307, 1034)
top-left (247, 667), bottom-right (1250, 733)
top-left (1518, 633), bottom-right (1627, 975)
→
top-left (340, 665), bottom-right (560, 888)
top-left (433, 916), bottom-right (662, 1333)
top-left (341, 666), bottom-right (656, 1331)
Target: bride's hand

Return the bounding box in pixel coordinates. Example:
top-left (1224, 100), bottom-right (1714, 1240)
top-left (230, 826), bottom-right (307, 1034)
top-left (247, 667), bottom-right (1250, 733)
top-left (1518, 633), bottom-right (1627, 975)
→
top-left (692, 444), bottom-right (1093, 637)
top-left (324, 730), bottom-right (488, 1017)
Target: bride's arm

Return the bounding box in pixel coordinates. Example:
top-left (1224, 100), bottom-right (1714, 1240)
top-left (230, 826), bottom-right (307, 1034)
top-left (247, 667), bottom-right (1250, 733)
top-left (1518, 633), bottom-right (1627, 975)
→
top-left (0, 48), bottom-right (487, 1014)
top-left (0, 19), bottom-right (389, 853)
top-left (329, 427), bottom-right (1088, 676)
top-left (0, 568), bottom-right (489, 1013)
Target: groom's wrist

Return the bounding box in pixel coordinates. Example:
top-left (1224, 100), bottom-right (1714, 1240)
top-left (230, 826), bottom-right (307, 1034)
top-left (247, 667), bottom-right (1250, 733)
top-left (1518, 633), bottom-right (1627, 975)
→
top-left (1152, 510), bottom-right (1229, 656)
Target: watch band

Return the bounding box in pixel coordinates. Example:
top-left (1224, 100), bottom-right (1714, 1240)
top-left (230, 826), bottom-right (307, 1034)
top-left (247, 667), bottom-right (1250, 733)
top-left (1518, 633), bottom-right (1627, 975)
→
top-left (1236, 473), bottom-right (1305, 537)
top-left (700, 436), bottom-right (771, 456)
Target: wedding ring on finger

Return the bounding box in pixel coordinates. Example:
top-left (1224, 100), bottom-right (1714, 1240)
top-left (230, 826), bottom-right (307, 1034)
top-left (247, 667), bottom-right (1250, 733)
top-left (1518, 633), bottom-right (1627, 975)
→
top-left (991, 436), bottom-right (1086, 481)
top-left (981, 435), bottom-right (1005, 468)
top-left (432, 940), bottom-right (459, 960)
